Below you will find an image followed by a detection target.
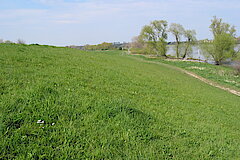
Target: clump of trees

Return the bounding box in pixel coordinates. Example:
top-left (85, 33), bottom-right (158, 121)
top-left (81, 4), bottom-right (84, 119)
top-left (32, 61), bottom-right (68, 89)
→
top-left (169, 24), bottom-right (196, 59)
top-left (0, 40), bottom-right (14, 44)
top-left (84, 42), bottom-right (130, 51)
top-left (133, 20), bottom-right (196, 58)
top-left (132, 17), bottom-right (239, 65)
top-left (0, 38), bottom-right (26, 44)
top-left (139, 20), bottom-right (168, 57)
top-left (5, 40), bottom-right (13, 44)
top-left (85, 42), bottom-right (114, 50)
top-left (201, 16), bottom-right (239, 65)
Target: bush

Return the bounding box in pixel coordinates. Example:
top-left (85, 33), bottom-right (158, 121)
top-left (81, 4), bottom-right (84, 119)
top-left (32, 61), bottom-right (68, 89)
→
top-left (4, 40), bottom-right (13, 44)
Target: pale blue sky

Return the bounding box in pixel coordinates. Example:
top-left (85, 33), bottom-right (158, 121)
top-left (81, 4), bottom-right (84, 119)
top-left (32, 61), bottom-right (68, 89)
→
top-left (0, 0), bottom-right (239, 46)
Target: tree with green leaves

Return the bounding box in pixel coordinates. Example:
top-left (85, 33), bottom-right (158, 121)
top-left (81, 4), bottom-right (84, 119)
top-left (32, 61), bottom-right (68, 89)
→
top-left (210, 16), bottom-right (236, 38)
top-left (182, 29), bottom-right (197, 59)
top-left (139, 20), bottom-right (168, 57)
top-left (202, 16), bottom-right (238, 65)
top-left (169, 23), bottom-right (185, 58)
top-left (4, 40), bottom-right (13, 44)
top-left (202, 33), bottom-right (236, 65)
top-left (97, 42), bottom-right (113, 50)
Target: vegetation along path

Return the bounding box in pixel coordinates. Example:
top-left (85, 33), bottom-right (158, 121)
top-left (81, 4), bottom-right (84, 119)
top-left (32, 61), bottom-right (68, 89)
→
top-left (131, 55), bottom-right (240, 97)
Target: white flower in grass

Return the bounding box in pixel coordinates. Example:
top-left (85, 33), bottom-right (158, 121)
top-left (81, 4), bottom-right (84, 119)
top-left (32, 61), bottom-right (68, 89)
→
top-left (37, 120), bottom-right (45, 124)
top-left (52, 123), bottom-right (55, 126)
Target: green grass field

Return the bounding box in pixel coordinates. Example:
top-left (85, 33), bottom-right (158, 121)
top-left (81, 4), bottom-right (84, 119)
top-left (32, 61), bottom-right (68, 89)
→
top-left (132, 54), bottom-right (240, 91)
top-left (0, 44), bottom-right (240, 159)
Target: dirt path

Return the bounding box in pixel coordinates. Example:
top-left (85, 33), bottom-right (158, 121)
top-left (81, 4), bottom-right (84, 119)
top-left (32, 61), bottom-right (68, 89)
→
top-left (182, 69), bottom-right (240, 97)
top-left (131, 56), bottom-right (240, 97)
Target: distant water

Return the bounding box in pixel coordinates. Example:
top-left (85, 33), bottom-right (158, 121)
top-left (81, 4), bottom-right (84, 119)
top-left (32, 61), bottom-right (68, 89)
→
top-left (166, 45), bottom-right (206, 59)
top-left (166, 44), bottom-right (240, 64)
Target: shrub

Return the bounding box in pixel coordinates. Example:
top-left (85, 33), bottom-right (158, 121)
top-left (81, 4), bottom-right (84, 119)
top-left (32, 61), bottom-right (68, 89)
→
top-left (4, 40), bottom-right (13, 44)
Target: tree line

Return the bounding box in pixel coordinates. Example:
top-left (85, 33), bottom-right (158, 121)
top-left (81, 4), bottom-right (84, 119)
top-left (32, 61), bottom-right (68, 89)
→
top-left (0, 39), bottom-right (26, 44)
top-left (132, 16), bottom-right (240, 65)
top-left (82, 42), bottom-right (128, 51)
top-left (84, 42), bottom-right (115, 50)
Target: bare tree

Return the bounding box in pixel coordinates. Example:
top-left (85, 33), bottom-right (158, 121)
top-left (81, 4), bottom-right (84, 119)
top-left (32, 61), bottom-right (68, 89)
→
top-left (131, 36), bottom-right (144, 49)
top-left (17, 39), bottom-right (26, 44)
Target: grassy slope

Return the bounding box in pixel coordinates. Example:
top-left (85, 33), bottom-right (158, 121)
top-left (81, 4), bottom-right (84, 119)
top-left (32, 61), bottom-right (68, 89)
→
top-left (0, 44), bottom-right (240, 159)
top-left (132, 55), bottom-right (240, 91)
